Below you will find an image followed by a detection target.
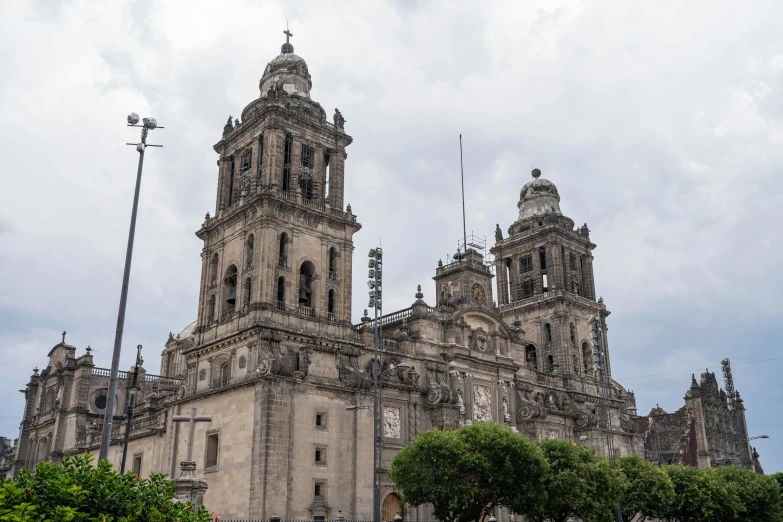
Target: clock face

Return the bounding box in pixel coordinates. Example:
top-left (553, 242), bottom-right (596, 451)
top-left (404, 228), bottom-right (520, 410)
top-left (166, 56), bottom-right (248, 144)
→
top-left (472, 284), bottom-right (485, 303)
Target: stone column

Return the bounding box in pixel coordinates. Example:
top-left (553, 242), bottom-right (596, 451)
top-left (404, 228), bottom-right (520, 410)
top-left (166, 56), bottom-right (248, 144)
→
top-left (549, 244), bottom-right (564, 292)
top-left (329, 150), bottom-right (346, 211)
top-left (582, 254), bottom-right (596, 301)
top-left (495, 259), bottom-right (509, 305)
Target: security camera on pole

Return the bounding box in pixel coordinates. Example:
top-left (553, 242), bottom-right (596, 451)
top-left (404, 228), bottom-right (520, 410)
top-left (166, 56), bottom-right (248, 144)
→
top-left (98, 114), bottom-right (163, 462)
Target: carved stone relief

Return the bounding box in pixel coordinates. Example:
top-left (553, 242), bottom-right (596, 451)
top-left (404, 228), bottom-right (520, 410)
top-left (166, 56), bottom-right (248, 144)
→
top-left (473, 384), bottom-right (492, 422)
top-left (384, 407), bottom-right (401, 439)
top-left (198, 369), bottom-right (206, 381)
top-left (238, 355), bottom-right (246, 369)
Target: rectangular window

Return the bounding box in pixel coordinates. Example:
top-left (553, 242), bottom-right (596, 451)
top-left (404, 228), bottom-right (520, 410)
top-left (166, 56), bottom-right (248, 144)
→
top-left (240, 148), bottom-right (252, 171)
top-left (314, 517), bottom-right (325, 522)
top-left (539, 248), bottom-right (547, 269)
top-left (205, 433), bottom-right (219, 470)
top-left (520, 255), bottom-right (533, 273)
top-left (314, 482), bottom-right (324, 499)
top-left (132, 455), bottom-right (142, 476)
top-left (315, 446), bottom-right (326, 465)
top-left (518, 280), bottom-right (535, 299)
top-left (301, 144), bottom-right (314, 168)
top-left (315, 412), bottom-right (327, 430)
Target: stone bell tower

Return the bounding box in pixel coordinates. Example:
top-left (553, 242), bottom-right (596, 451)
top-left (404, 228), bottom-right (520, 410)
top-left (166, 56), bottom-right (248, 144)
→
top-left (193, 31), bottom-right (360, 345)
top-left (490, 169), bottom-right (611, 381)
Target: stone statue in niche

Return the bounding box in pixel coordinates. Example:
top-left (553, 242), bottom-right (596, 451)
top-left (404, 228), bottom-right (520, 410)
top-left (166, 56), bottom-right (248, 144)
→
top-left (198, 369), bottom-right (206, 381)
top-left (503, 397), bottom-right (510, 423)
top-left (238, 356), bottom-right (246, 369)
top-left (473, 385), bottom-right (492, 422)
top-left (547, 430), bottom-right (558, 439)
top-left (384, 407), bottom-right (401, 439)
top-left (457, 389), bottom-right (465, 419)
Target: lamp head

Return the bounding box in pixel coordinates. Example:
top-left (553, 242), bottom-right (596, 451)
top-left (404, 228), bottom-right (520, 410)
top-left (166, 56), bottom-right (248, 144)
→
top-left (127, 112), bottom-right (140, 125)
top-left (346, 405), bottom-right (359, 411)
top-left (142, 117), bottom-right (157, 130)
top-left (396, 363), bottom-right (411, 370)
top-left (579, 435), bottom-right (588, 441)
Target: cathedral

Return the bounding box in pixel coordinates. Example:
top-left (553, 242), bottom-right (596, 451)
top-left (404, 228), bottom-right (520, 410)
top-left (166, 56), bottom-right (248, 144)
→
top-left (1, 33), bottom-right (762, 519)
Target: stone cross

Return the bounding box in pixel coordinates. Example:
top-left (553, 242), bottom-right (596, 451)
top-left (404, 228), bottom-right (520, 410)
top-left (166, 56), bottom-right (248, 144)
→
top-left (284, 28), bottom-right (293, 43)
top-left (172, 407), bottom-right (212, 462)
top-left (62, 331), bottom-right (66, 343)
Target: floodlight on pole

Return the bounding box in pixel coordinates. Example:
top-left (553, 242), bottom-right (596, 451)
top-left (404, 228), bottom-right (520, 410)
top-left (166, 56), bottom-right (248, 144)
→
top-left (98, 115), bottom-right (163, 463)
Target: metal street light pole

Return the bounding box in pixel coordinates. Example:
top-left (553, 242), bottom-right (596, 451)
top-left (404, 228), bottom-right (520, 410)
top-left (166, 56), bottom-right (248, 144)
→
top-left (120, 344), bottom-right (142, 473)
top-left (99, 114), bottom-right (163, 462)
top-left (367, 247), bottom-right (383, 522)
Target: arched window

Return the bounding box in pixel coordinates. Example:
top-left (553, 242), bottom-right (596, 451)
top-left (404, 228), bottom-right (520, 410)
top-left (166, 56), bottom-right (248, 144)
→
top-left (525, 345), bottom-right (537, 369)
top-left (328, 289), bottom-right (336, 316)
top-left (298, 261), bottom-right (316, 309)
top-left (220, 362), bottom-right (230, 387)
top-left (323, 152), bottom-right (331, 202)
top-left (328, 247), bottom-right (338, 278)
top-left (572, 353), bottom-right (578, 373)
top-left (166, 352), bottom-right (174, 376)
top-left (208, 294), bottom-right (216, 323)
top-left (223, 265), bottom-right (238, 313)
top-left (257, 133), bottom-right (264, 179)
top-left (277, 277), bottom-right (286, 310)
top-left (210, 253), bottom-right (219, 285)
top-left (582, 342), bottom-right (592, 373)
top-left (245, 235), bottom-right (254, 268)
top-left (547, 355), bottom-right (555, 374)
top-left (278, 233), bottom-right (288, 267)
top-left (543, 323), bottom-right (552, 344)
top-left (570, 323), bottom-right (576, 346)
top-left (243, 278), bottom-right (252, 307)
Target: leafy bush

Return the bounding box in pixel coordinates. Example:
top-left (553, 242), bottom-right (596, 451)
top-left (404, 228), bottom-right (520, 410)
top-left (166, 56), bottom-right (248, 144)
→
top-left (0, 454), bottom-right (212, 522)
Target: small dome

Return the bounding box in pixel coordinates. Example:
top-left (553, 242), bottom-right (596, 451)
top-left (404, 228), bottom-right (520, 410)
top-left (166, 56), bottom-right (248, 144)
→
top-left (517, 169), bottom-right (562, 220)
top-left (259, 44), bottom-right (312, 98)
top-left (178, 320), bottom-right (197, 340)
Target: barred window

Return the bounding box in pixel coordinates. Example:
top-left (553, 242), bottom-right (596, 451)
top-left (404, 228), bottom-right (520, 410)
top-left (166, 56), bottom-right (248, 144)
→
top-left (520, 255), bottom-right (533, 273)
top-left (240, 148), bottom-right (252, 171)
top-left (301, 144), bottom-right (314, 168)
top-left (518, 279), bottom-right (535, 299)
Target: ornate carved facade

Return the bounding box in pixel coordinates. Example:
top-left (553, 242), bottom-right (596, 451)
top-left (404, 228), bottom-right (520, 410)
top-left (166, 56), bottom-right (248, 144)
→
top-left (3, 33), bottom-right (763, 520)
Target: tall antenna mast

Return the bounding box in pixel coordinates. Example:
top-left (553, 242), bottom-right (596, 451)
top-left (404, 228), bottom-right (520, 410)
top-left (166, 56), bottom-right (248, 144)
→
top-left (459, 134), bottom-right (467, 254)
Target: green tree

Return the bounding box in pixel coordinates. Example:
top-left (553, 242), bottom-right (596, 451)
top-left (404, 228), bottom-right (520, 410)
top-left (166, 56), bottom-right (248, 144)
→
top-left (529, 439), bottom-right (617, 522)
top-left (663, 465), bottom-right (740, 522)
top-left (389, 423), bottom-right (548, 522)
top-left (0, 454), bottom-right (212, 522)
top-left (617, 455), bottom-right (675, 521)
top-left (711, 465), bottom-right (782, 522)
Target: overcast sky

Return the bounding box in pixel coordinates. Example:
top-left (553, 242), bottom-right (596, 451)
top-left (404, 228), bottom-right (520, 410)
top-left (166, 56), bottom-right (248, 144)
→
top-left (1, 0), bottom-right (781, 472)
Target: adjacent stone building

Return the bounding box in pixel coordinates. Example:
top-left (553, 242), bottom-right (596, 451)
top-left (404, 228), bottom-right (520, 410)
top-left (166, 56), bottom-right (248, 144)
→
top-left (640, 371), bottom-right (763, 473)
top-left (2, 33), bottom-right (762, 519)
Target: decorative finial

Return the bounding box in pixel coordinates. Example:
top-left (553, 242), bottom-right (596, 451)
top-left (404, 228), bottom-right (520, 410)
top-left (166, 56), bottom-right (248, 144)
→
top-left (437, 259), bottom-right (443, 267)
top-left (62, 331), bottom-right (66, 343)
top-left (85, 345), bottom-right (92, 355)
top-left (363, 309), bottom-right (368, 317)
top-left (205, 212), bottom-right (210, 220)
top-left (532, 168), bottom-right (541, 179)
top-left (415, 285), bottom-right (424, 299)
top-left (346, 203), bottom-right (352, 213)
top-left (234, 118), bottom-right (240, 127)
top-left (33, 367), bottom-right (39, 376)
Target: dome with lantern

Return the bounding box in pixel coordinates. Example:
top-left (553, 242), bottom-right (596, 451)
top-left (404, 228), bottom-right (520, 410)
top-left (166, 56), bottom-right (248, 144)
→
top-left (259, 33), bottom-right (312, 98)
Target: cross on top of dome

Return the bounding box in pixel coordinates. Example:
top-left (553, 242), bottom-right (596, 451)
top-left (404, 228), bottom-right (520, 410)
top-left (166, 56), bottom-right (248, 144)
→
top-left (282, 24), bottom-right (294, 54)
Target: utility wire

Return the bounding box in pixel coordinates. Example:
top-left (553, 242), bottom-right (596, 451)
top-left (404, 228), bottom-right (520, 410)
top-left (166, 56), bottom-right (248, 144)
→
top-left (617, 357), bottom-right (783, 381)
